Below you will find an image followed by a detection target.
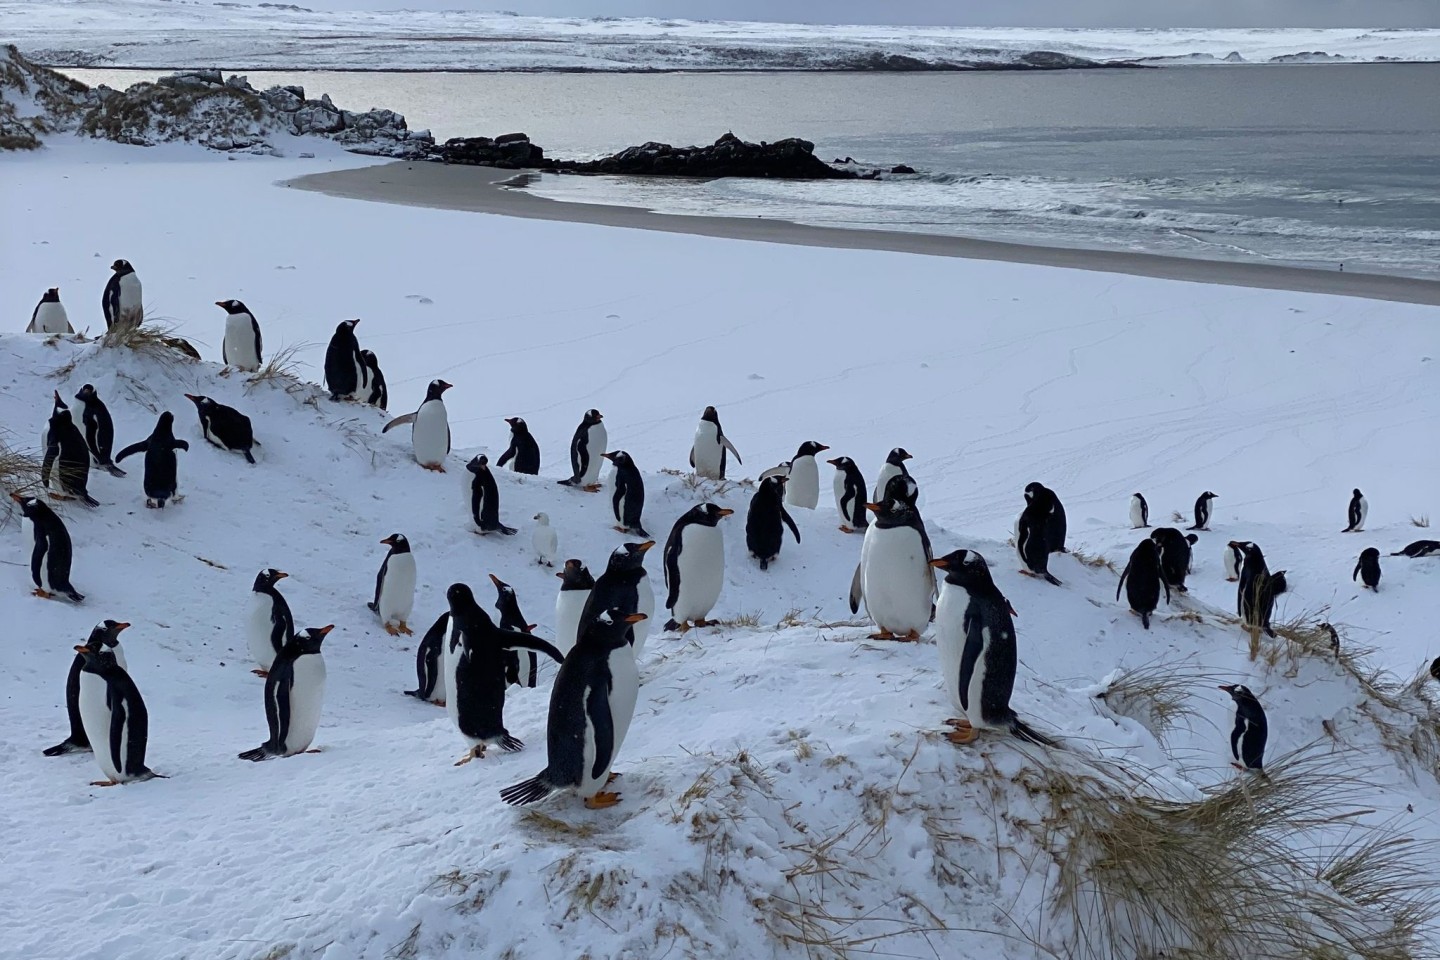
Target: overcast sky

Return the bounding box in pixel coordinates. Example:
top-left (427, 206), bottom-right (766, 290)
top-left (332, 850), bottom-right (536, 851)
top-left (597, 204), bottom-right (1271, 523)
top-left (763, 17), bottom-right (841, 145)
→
top-left (303, 0), bottom-right (1440, 28)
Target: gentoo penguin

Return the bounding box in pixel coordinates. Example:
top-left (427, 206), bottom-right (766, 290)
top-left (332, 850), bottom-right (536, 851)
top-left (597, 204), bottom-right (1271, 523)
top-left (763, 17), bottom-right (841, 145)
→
top-left (1025, 482), bottom-right (1067, 553)
top-left (184, 394), bottom-right (256, 464)
top-left (101, 259), bottom-right (143, 331)
top-left (931, 550), bottom-right (1056, 746)
top-left (690, 405), bottom-right (741, 481)
top-left (75, 641), bottom-right (160, 785)
top-left (42, 391), bottom-right (98, 506)
top-left (360, 350), bottom-right (388, 409)
top-left (1219, 684), bottom-right (1267, 771)
top-left (1149, 527), bottom-right (1197, 594)
top-left (1117, 538), bottom-right (1170, 630)
top-left (500, 609), bottom-right (646, 809)
top-left (384, 379), bottom-right (452, 471)
top-left (405, 612), bottom-right (449, 706)
top-left (828, 456), bottom-right (869, 533)
top-left (1129, 493), bottom-right (1149, 529)
top-left (445, 582), bottom-right (563, 764)
top-left (1318, 621), bottom-right (1340, 654)
top-left (72, 384), bottom-right (125, 477)
top-left (369, 534), bottom-right (416, 635)
top-left (784, 441), bottom-right (829, 510)
top-left (603, 450), bottom-right (649, 538)
top-left (215, 299), bottom-right (263, 372)
top-left (559, 409), bottom-right (606, 491)
top-left (466, 454), bottom-right (516, 535)
top-left (1343, 488), bottom-right (1368, 533)
top-left (663, 503), bottom-right (733, 631)
top-left (12, 494), bottom-right (84, 603)
top-left (871, 447), bottom-right (913, 503)
top-left (323, 319), bottom-right (366, 401)
top-left (746, 475), bottom-right (800, 571)
top-left (1223, 540), bottom-right (1252, 582)
top-left (1015, 487), bottom-right (1061, 586)
top-left (849, 474), bottom-right (935, 640)
top-left (581, 542), bottom-right (656, 655)
top-left (1189, 491), bottom-right (1217, 531)
top-left (1237, 542), bottom-right (1286, 638)
top-left (490, 573), bottom-right (539, 689)
top-left (553, 559), bottom-right (594, 657)
top-left (1353, 547), bottom-right (1381, 591)
top-left (239, 625), bottom-right (332, 761)
top-left (1393, 540), bottom-right (1440, 558)
top-left (44, 620), bottom-right (129, 756)
top-left (28, 287), bottom-right (72, 334)
top-left (758, 462), bottom-right (792, 483)
top-left (498, 417), bottom-right (540, 475)
top-left (247, 568), bottom-right (293, 676)
top-left (115, 412), bottom-right (189, 508)
top-left (532, 513), bottom-right (558, 567)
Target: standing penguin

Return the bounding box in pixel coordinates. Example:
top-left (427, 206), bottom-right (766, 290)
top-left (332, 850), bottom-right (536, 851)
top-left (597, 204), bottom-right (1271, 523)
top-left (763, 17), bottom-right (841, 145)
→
top-left (559, 409), bottom-right (607, 491)
top-left (1393, 540), bottom-right (1440, 558)
top-left (445, 583), bottom-right (564, 764)
top-left (1223, 540), bottom-right (1252, 582)
top-left (1026, 482), bottom-right (1067, 553)
top-left (466, 454), bottom-right (516, 535)
top-left (42, 392), bottom-right (98, 506)
top-left (581, 542), bottom-right (656, 655)
top-left (746, 474), bottom-right (801, 571)
top-left (369, 534), bottom-right (416, 636)
top-left (115, 412), bottom-right (189, 508)
top-left (1237, 543), bottom-right (1286, 638)
top-left (1117, 539), bottom-right (1170, 630)
top-left (663, 503), bottom-right (733, 631)
top-left (500, 609), bottom-right (646, 809)
top-left (871, 447), bottom-right (913, 503)
top-left (28, 287), bottom-right (72, 334)
top-left (553, 559), bottom-right (595, 657)
top-left (931, 550), bottom-right (1055, 746)
top-left (44, 620), bottom-right (129, 757)
top-left (1353, 547), bottom-right (1382, 591)
top-left (1129, 493), bottom-right (1149, 529)
top-left (784, 441), bottom-right (829, 510)
top-left (690, 406), bottom-right (742, 481)
top-left (406, 612), bottom-right (450, 706)
top-left (1190, 491), bottom-right (1218, 531)
top-left (828, 456), bottom-right (869, 534)
top-left (1343, 488), bottom-right (1368, 533)
top-left (75, 641), bottom-right (160, 785)
top-left (1015, 487), bottom-right (1062, 586)
top-left (239, 625), bottom-right (332, 761)
top-left (11, 494), bottom-right (84, 602)
top-left (490, 573), bottom-right (540, 689)
top-left (532, 513), bottom-right (558, 567)
top-left (101, 259), bottom-right (143, 331)
top-left (215, 299), bottom-right (263, 373)
top-left (850, 475), bottom-right (935, 640)
top-left (323, 319), bottom-right (366, 401)
top-left (72, 384), bottom-right (125, 477)
top-left (247, 568), bottom-right (293, 676)
top-left (184, 394), bottom-right (257, 464)
top-left (360, 350), bottom-right (388, 409)
top-left (1219, 684), bottom-right (1267, 771)
top-left (497, 417), bottom-right (540, 475)
top-left (603, 451), bottom-right (649, 538)
top-left (384, 379), bottom-right (452, 471)
top-left (1150, 527), bottom-right (1198, 594)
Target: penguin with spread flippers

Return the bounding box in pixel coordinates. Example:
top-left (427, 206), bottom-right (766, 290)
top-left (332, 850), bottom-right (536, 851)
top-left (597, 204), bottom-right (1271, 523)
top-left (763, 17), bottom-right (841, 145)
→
top-left (101, 260), bottom-right (142, 331)
top-left (72, 384), bottom-right (125, 477)
top-left (784, 441), bottom-right (829, 510)
top-left (663, 503), bottom-right (733, 631)
top-left (828, 456), bottom-right (868, 533)
top-left (746, 474), bottom-right (800, 571)
top-left (1237, 543), bottom-right (1286, 638)
top-left (581, 542), bottom-right (656, 655)
top-left (44, 620), bottom-right (129, 756)
top-left (1150, 527), bottom-right (1197, 594)
top-left (871, 447), bottom-right (912, 503)
top-left (239, 625), bottom-right (331, 761)
top-left (28, 287), bottom-right (72, 334)
top-left (323, 319), bottom-right (366, 401)
top-left (1220, 684), bottom-right (1267, 772)
top-left (1129, 493), bottom-right (1149, 528)
top-left (247, 568), bottom-right (293, 677)
top-left (490, 573), bottom-right (539, 689)
top-left (690, 406), bottom-right (741, 481)
top-left (1353, 547), bottom-right (1381, 591)
top-left (532, 513), bottom-right (558, 567)
top-left (184, 394), bottom-right (257, 464)
top-left (360, 350), bottom-right (388, 409)
top-left (75, 641), bottom-right (162, 785)
top-left (1394, 540), bottom-right (1440, 558)
top-left (215, 299), bottom-right (263, 373)
top-left (466, 454), bottom-right (516, 535)
top-left (406, 611), bottom-right (449, 706)
top-left (1343, 488), bottom-right (1368, 533)
top-left (1117, 538), bottom-right (1169, 630)
top-left (369, 534), bottom-right (416, 635)
top-left (1189, 491), bottom-right (1217, 531)
top-left (115, 412), bottom-right (189, 508)
top-left (850, 474), bottom-right (935, 640)
top-left (931, 550), bottom-right (1055, 746)
top-left (498, 417), bottom-right (540, 475)
top-left (604, 451), bottom-right (649, 538)
top-left (42, 392), bottom-right (98, 506)
top-left (384, 379), bottom-right (451, 471)
top-left (13, 493), bottom-right (84, 603)
top-left (553, 559), bottom-right (594, 657)
top-left (1015, 486), bottom-right (1061, 586)
top-left (559, 409), bottom-right (606, 491)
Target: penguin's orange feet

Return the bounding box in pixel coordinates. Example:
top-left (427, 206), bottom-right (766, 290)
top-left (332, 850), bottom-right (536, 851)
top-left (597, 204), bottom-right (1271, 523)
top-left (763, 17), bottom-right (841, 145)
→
top-left (613, 525), bottom-right (628, 533)
top-left (869, 629), bottom-right (894, 640)
top-left (584, 791), bottom-right (621, 809)
top-left (946, 727), bottom-right (979, 745)
top-left (454, 746), bottom-right (486, 766)
top-left (251, 669), bottom-right (269, 678)
top-left (422, 463), bottom-right (447, 473)
top-left (89, 780), bottom-right (120, 787)
top-left (943, 718), bottom-right (972, 730)
top-left (32, 588), bottom-right (55, 600)
top-left (694, 619), bottom-right (717, 628)
top-left (397, 622), bottom-right (413, 636)
top-left (897, 630), bottom-right (922, 642)
top-left (1018, 569), bottom-right (1037, 578)
top-left (434, 700), bottom-right (446, 708)
top-left (839, 525), bottom-right (854, 533)
top-left (47, 491), bottom-right (73, 501)
top-left (582, 483), bottom-right (602, 493)
top-left (384, 623), bottom-right (400, 637)
top-left (1226, 577), bottom-right (1238, 583)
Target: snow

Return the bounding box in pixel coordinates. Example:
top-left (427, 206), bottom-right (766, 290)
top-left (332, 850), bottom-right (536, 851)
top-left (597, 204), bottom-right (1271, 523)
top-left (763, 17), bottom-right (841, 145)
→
top-left (3, 0), bottom-right (1439, 70)
top-left (2, 138), bottom-right (1439, 958)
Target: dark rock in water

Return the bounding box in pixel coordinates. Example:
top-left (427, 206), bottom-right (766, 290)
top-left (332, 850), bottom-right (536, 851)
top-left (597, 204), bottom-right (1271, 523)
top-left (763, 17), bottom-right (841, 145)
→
top-left (890, 164), bottom-right (916, 174)
top-left (494, 131), bottom-right (530, 144)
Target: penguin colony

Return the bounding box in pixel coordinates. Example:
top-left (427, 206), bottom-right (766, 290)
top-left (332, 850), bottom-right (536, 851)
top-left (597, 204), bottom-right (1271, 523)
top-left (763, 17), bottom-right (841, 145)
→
top-left (15, 264), bottom-right (1435, 800)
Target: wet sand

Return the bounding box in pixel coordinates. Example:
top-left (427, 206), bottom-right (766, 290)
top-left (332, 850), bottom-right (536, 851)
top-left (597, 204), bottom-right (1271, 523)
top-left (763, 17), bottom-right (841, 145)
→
top-left (286, 162), bottom-right (1440, 306)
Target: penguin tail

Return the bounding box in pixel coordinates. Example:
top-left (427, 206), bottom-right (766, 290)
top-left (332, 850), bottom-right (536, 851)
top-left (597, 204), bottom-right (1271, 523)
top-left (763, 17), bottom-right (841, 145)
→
top-left (499, 773), bottom-right (554, 807)
top-left (81, 494), bottom-right (99, 507)
top-left (105, 464), bottom-right (127, 478)
top-left (243, 449), bottom-right (256, 465)
top-left (366, 601), bottom-right (379, 613)
top-left (500, 525), bottom-right (517, 536)
top-left (43, 739), bottom-right (87, 757)
top-left (500, 735), bottom-right (525, 753)
top-left (1140, 611), bottom-right (1150, 630)
top-left (238, 746), bottom-right (274, 762)
top-left (1009, 717), bottom-right (1058, 747)
top-left (1043, 572), bottom-right (1063, 586)
top-left (403, 688), bottom-right (427, 700)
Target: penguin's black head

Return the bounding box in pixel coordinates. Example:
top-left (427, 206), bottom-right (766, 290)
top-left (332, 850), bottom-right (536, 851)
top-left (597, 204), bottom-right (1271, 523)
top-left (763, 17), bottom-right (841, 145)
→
top-left (701, 405), bottom-right (719, 424)
top-left (1243, 542), bottom-right (1266, 562)
top-left (603, 450), bottom-right (633, 467)
top-left (1186, 534), bottom-right (1199, 545)
top-left (183, 393), bottom-right (213, 410)
top-left (692, 503), bottom-right (734, 526)
top-left (488, 572), bottom-right (515, 597)
top-left (337, 319), bottom-right (360, 334)
top-left (795, 441), bottom-right (829, 458)
top-left (446, 582), bottom-right (476, 611)
top-left (361, 349), bottom-right (380, 367)
top-left (1219, 684), bottom-right (1259, 705)
top-left (155, 411), bottom-right (175, 434)
top-left (253, 568), bottom-right (289, 591)
top-left (826, 455), bottom-right (852, 469)
top-left (759, 474), bottom-right (786, 496)
top-left (88, 620), bottom-right (131, 649)
top-left (1135, 538), bottom-right (1159, 558)
top-left (1201, 491), bottom-right (1217, 500)
top-left (1360, 547), bottom-right (1380, 560)
top-left (558, 559), bottom-right (594, 587)
top-left (74, 642), bottom-right (120, 670)
top-left (882, 473), bottom-right (919, 507)
top-left (75, 384), bottom-right (96, 402)
top-left (1353, 488), bottom-right (1363, 497)
top-left (10, 492), bottom-right (41, 517)
top-left (887, 447), bottom-right (911, 465)
top-left (586, 607), bottom-right (647, 650)
top-left (427, 379), bottom-right (452, 398)
top-left (111, 259), bottom-right (132, 274)
top-left (506, 416), bottom-right (527, 431)
top-left (610, 541), bottom-right (655, 572)
top-left (50, 389), bottom-right (68, 415)
top-left (215, 299), bottom-right (249, 314)
top-left (930, 548), bottom-right (995, 588)
top-left (43, 287), bottom-right (60, 301)
top-left (467, 455), bottom-right (488, 474)
top-left (585, 408), bottom-right (603, 425)
top-left (381, 533), bottom-right (410, 553)
top-left (296, 624), bottom-right (333, 654)
top-left (1024, 481), bottom-right (1049, 502)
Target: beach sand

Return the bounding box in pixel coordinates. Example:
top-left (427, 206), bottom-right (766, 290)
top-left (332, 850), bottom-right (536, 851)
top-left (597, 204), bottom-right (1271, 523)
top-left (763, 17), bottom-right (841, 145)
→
top-left (287, 161), bottom-right (1440, 306)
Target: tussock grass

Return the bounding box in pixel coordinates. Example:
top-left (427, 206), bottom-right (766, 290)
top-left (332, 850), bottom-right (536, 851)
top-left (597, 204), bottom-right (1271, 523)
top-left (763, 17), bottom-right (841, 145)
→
top-left (1170, 510), bottom-right (1185, 523)
top-left (713, 611), bottom-right (761, 629)
top-left (1412, 515), bottom-right (1431, 529)
top-left (384, 921), bottom-right (422, 960)
top-left (1094, 657), bottom-right (1224, 744)
top-left (1070, 548), bottom-right (1117, 573)
top-left (245, 341), bottom-right (311, 393)
top-left (99, 315), bottom-right (200, 364)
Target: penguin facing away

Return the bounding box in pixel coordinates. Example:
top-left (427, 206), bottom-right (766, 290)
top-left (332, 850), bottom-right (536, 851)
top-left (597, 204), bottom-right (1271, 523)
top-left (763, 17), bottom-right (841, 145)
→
top-left (215, 299), bottom-right (263, 372)
top-left (553, 559), bottom-right (595, 658)
top-left (28, 287), bottom-right (72, 334)
top-left (1353, 547), bottom-right (1381, 591)
top-left (467, 454), bottom-right (516, 535)
top-left (1117, 538), bottom-right (1170, 630)
top-left (1343, 488), bottom-right (1368, 533)
top-left (12, 493), bottom-right (85, 603)
top-left (532, 513), bottom-right (558, 567)
top-left (73, 384), bottom-right (125, 477)
top-left (1149, 527), bottom-right (1196, 594)
top-left (75, 642), bottom-right (162, 785)
top-left (1129, 493), bottom-right (1149, 529)
top-left (1015, 487), bottom-right (1061, 586)
top-left (360, 350), bottom-right (388, 409)
top-left (184, 394), bottom-right (257, 464)
top-left (369, 534), bottom-right (416, 635)
top-left (690, 405), bottom-right (742, 481)
top-left (872, 447), bottom-right (913, 504)
top-left (239, 625), bottom-right (332, 761)
top-left (406, 612), bottom-right (450, 706)
top-left (850, 474), bottom-right (935, 641)
top-left (663, 502), bottom-right (734, 632)
top-left (1393, 540), bottom-right (1440, 558)
top-left (604, 450), bottom-right (649, 538)
top-left (1220, 684), bottom-right (1267, 771)
top-left (784, 441), bottom-right (830, 510)
top-left (490, 573), bottom-right (540, 689)
top-left (498, 417), bottom-right (540, 475)
top-left (101, 259), bottom-right (142, 331)
top-left (114, 411), bottom-right (189, 508)
top-left (247, 568), bottom-right (294, 676)
top-left (323, 319), bottom-right (366, 401)
top-left (1237, 543), bottom-right (1286, 638)
top-left (828, 455), bottom-right (869, 534)
top-left (44, 620), bottom-right (129, 756)
top-left (580, 542), bottom-right (656, 655)
top-left (746, 474), bottom-right (801, 570)
top-left (1026, 482), bottom-right (1067, 554)
top-left (1189, 491), bottom-right (1217, 531)
top-left (42, 392), bottom-right (98, 507)
top-left (383, 379), bottom-right (452, 471)
top-left (559, 409), bottom-right (606, 491)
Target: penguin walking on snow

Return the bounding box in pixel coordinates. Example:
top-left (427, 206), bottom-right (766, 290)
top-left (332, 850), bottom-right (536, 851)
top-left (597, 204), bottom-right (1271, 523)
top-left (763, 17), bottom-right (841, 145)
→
top-left (490, 573), bottom-right (540, 689)
top-left (871, 447), bottom-right (913, 503)
top-left (1224, 540), bottom-right (1252, 582)
top-left (42, 392), bottom-right (98, 506)
top-left (931, 549), bottom-right (1056, 746)
top-left (384, 379), bottom-right (452, 471)
top-left (1026, 482), bottom-right (1067, 553)
top-left (498, 417), bottom-right (540, 475)
top-left (12, 494), bottom-right (84, 602)
top-left (102, 260), bottom-right (142, 331)
top-left (1189, 491), bottom-right (1217, 531)
top-left (1353, 547), bottom-right (1381, 591)
top-left (1220, 684), bottom-right (1267, 771)
top-left (1016, 486), bottom-right (1061, 586)
top-left (239, 625), bottom-right (331, 761)
top-left (604, 451), bottom-right (649, 538)
top-left (532, 513), bottom-right (558, 566)
top-left (184, 394), bottom-right (257, 464)
top-left (215, 299), bottom-right (263, 372)
top-left (44, 620), bottom-right (129, 756)
top-left (784, 441), bottom-right (829, 510)
top-left (1150, 527), bottom-right (1198, 593)
top-left (369, 534), bottom-right (416, 635)
top-left (690, 406), bottom-right (741, 481)
top-left (1343, 488), bottom-right (1367, 532)
top-left (247, 568), bottom-right (294, 676)
top-left (72, 384), bottom-right (125, 477)
top-left (115, 412), bottom-right (189, 508)
top-left (553, 559), bottom-right (594, 657)
top-left (746, 474), bottom-right (800, 571)
top-left (828, 456), bottom-right (869, 534)
top-left (466, 454), bottom-right (516, 535)
top-left (1117, 539), bottom-right (1169, 629)
top-left (28, 287), bottom-right (72, 334)
top-left (323, 319), bottom-right (366, 401)
top-left (1394, 540), bottom-right (1440, 558)
top-left (850, 474), bottom-right (935, 641)
top-left (1129, 492), bottom-right (1149, 528)
top-left (581, 542), bottom-right (656, 655)
top-left (500, 608), bottom-right (645, 809)
top-left (75, 641), bottom-right (161, 785)
top-left (559, 409), bottom-right (606, 491)
top-left (663, 503), bottom-right (733, 632)
top-left (360, 350), bottom-right (388, 409)
top-left (1237, 542), bottom-right (1286, 637)
top-left (406, 612), bottom-right (450, 706)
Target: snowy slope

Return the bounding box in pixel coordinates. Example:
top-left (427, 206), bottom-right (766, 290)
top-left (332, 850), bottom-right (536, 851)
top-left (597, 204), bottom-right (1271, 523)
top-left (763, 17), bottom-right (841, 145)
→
top-left (3, 0), bottom-right (1438, 70)
top-left (2, 141), bottom-right (1439, 958)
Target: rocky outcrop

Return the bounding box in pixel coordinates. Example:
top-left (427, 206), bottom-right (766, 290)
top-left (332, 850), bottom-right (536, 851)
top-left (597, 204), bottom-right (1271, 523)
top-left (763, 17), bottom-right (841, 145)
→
top-left (0, 44), bottom-right (94, 149)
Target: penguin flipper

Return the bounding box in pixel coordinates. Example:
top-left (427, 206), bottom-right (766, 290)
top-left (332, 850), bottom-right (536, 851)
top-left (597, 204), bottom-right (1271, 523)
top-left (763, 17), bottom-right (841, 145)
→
top-left (501, 632), bottom-right (565, 665)
top-left (114, 439), bottom-right (147, 463)
top-left (585, 681), bottom-right (615, 783)
top-left (722, 436), bottom-right (742, 464)
top-left (243, 449), bottom-right (256, 465)
top-left (1115, 563), bottom-right (1130, 601)
top-left (688, 447), bottom-right (695, 469)
top-left (382, 413), bottom-right (416, 434)
top-left (500, 773), bottom-right (555, 806)
top-left (1043, 572), bottom-right (1063, 587)
top-left (662, 533), bottom-right (682, 611)
top-left (848, 563), bottom-right (863, 614)
top-left (781, 507), bottom-right (801, 544)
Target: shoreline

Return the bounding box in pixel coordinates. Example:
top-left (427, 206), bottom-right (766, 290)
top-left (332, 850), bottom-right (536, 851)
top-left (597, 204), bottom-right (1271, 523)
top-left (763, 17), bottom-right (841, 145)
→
top-left (287, 161), bottom-right (1440, 306)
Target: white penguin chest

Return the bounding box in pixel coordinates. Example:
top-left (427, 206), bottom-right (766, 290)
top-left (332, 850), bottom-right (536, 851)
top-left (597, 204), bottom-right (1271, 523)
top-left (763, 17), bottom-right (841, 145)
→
top-left (1224, 547), bottom-right (1241, 580)
top-left (1129, 497), bottom-right (1146, 528)
top-left (584, 645), bottom-right (639, 796)
top-left (934, 582), bottom-right (971, 715)
top-left (832, 470), bottom-right (850, 516)
top-left (692, 422), bottom-right (722, 476)
top-left (33, 301), bottom-right (70, 334)
top-left (117, 274), bottom-right (142, 312)
top-left (785, 455), bottom-right (819, 509)
top-left (860, 524), bottom-right (932, 635)
top-left (1355, 498), bottom-right (1368, 527)
top-left (378, 554), bottom-right (416, 622)
top-left (281, 654), bottom-right (327, 752)
top-left (412, 401), bottom-right (449, 464)
top-left (582, 423), bottom-right (608, 482)
top-left (533, 524), bottom-right (557, 562)
top-left (78, 672), bottom-right (122, 780)
top-left (554, 590), bottom-right (590, 658)
top-left (443, 626), bottom-right (464, 730)
top-left (247, 592), bottom-right (283, 668)
top-left (224, 314), bottom-right (260, 369)
top-left (672, 524), bottom-right (725, 621)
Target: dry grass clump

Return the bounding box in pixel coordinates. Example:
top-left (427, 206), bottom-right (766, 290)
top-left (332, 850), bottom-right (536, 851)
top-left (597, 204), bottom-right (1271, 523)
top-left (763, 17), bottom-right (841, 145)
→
top-left (713, 611), bottom-right (762, 629)
top-left (245, 341), bottom-right (311, 392)
top-left (99, 316), bottom-right (200, 364)
top-left (0, 434), bottom-right (44, 523)
top-left (1093, 657), bottom-right (1224, 744)
top-left (1412, 515), bottom-right (1431, 529)
top-left (1069, 548), bottom-right (1117, 572)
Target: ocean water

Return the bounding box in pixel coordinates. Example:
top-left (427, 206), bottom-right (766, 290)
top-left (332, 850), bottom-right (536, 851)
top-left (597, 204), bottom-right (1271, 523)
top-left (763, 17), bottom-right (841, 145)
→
top-left (69, 65), bottom-right (1440, 278)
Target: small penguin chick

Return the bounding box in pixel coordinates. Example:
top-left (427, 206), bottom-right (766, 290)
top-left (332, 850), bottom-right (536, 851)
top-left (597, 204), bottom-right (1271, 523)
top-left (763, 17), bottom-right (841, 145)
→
top-left (532, 512), bottom-right (558, 566)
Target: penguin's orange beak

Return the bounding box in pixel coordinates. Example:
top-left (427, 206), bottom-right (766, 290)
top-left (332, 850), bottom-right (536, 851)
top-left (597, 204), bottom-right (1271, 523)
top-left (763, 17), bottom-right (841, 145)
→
top-left (74, 644), bottom-right (88, 653)
top-left (816, 444), bottom-right (830, 452)
top-left (637, 541), bottom-right (656, 552)
top-left (318, 625), bottom-right (335, 636)
top-left (488, 573), bottom-right (504, 587)
top-left (380, 535), bottom-right (397, 545)
top-left (214, 301), bottom-right (224, 308)
top-left (624, 613), bottom-right (648, 624)
top-left (602, 452), bottom-right (616, 461)
top-left (273, 572), bottom-right (288, 580)
top-left (555, 571), bottom-right (565, 579)
top-left (715, 508), bottom-right (735, 517)
top-left (184, 393), bottom-right (198, 401)
top-left (929, 559), bottom-right (949, 569)
top-left (865, 502), bottom-right (882, 513)
top-left (826, 457), bottom-right (841, 466)
top-left (114, 622), bottom-right (131, 632)
top-left (9, 492), bottom-right (25, 504)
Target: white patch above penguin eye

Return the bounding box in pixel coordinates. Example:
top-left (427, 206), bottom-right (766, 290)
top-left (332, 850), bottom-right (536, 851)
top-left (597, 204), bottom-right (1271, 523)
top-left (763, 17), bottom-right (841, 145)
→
top-left (597, 612), bottom-right (616, 626)
top-left (964, 551), bottom-right (986, 566)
